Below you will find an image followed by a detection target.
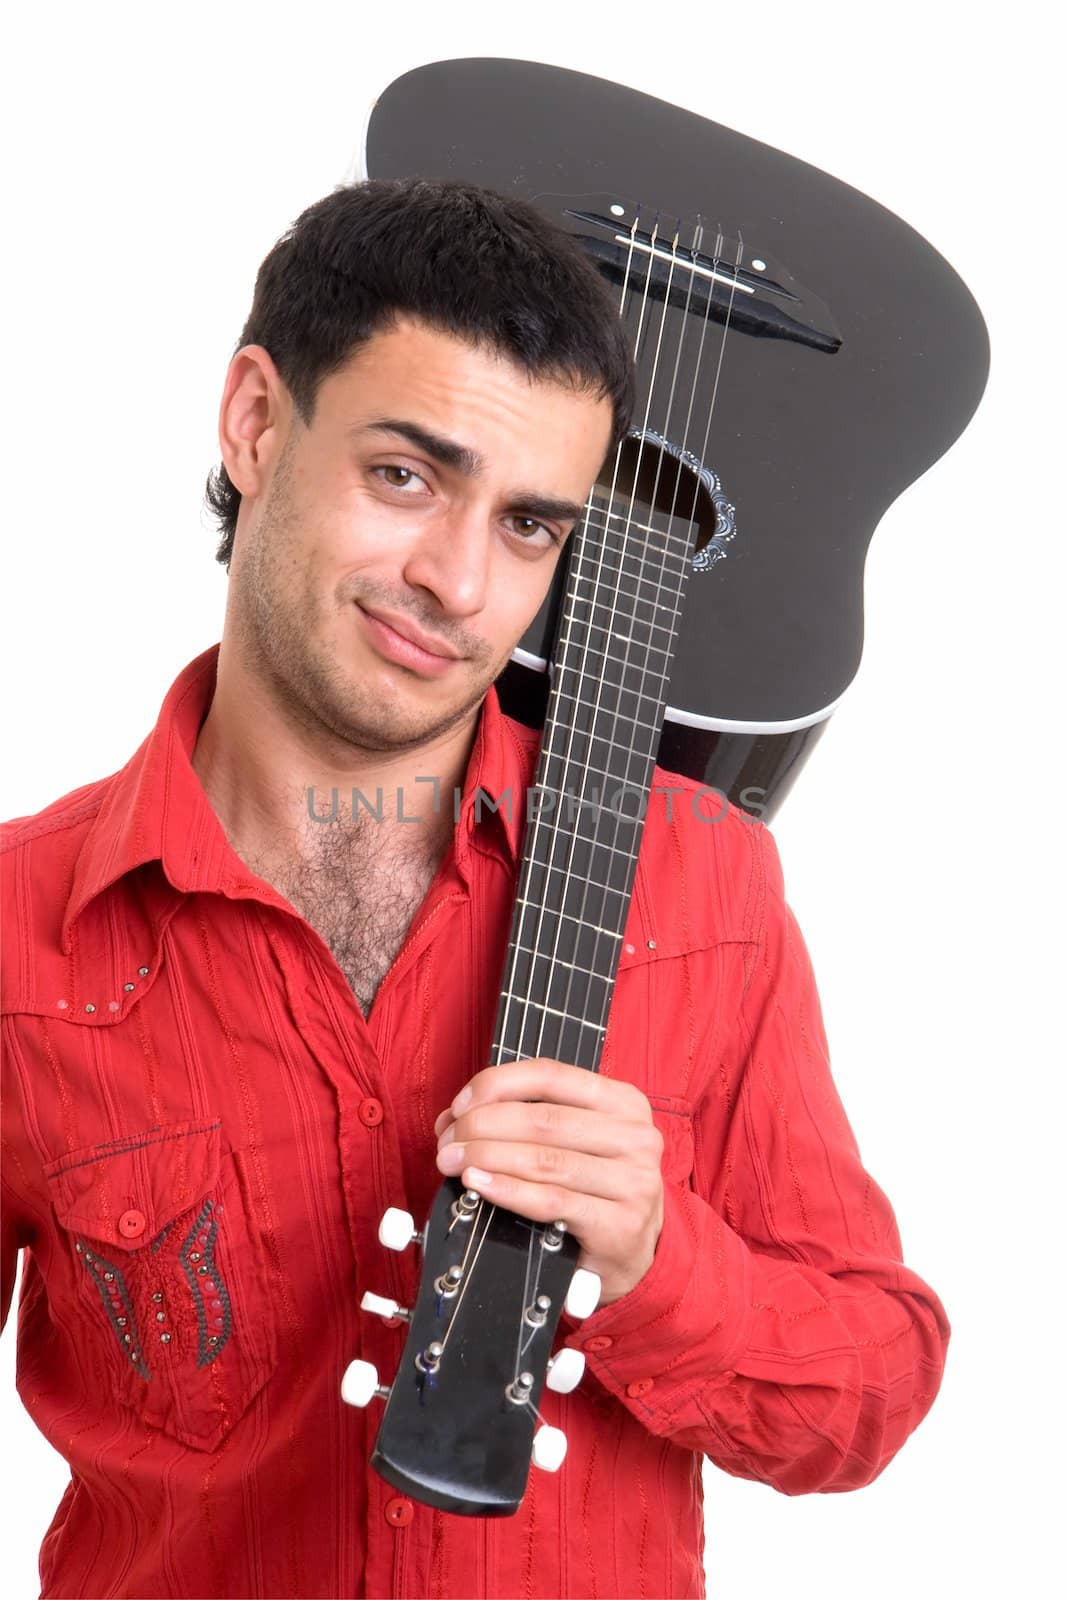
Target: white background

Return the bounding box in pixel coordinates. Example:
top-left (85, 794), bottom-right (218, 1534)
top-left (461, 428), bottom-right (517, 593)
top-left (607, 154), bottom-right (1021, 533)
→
top-left (2, 2), bottom-right (1062, 1596)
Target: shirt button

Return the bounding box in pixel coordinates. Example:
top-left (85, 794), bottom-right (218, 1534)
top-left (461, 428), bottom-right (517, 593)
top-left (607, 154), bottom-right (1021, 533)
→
top-left (626, 1377), bottom-right (655, 1397)
top-left (584, 1335), bottom-right (614, 1353)
top-left (358, 1098), bottom-right (384, 1128)
top-left (118, 1209), bottom-right (147, 1239)
top-left (384, 1496), bottom-right (414, 1527)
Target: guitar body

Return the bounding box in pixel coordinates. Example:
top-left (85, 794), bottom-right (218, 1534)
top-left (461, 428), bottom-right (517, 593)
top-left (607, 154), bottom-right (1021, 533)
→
top-left (359, 56), bottom-right (989, 821)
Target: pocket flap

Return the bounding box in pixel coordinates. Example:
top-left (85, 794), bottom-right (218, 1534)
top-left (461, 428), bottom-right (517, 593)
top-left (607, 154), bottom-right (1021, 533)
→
top-left (44, 1120), bottom-right (222, 1252)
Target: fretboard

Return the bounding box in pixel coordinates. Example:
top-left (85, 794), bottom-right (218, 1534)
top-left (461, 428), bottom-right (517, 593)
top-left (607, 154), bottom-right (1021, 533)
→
top-left (490, 489), bottom-right (697, 1071)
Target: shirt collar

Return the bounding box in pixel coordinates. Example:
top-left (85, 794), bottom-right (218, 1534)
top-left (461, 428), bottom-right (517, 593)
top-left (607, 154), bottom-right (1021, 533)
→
top-left (62, 643), bottom-right (535, 953)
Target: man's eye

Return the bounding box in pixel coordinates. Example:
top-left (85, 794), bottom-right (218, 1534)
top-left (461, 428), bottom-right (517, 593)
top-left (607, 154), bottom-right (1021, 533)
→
top-left (372, 464), bottom-right (428, 491)
top-left (507, 516), bottom-right (558, 546)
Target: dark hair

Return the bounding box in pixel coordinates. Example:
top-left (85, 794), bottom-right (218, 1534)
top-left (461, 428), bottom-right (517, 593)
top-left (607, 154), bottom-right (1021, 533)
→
top-left (204, 177), bottom-right (635, 569)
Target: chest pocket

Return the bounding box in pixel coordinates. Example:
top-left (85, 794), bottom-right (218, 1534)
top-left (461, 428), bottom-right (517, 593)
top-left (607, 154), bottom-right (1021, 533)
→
top-left (44, 1119), bottom-right (277, 1452)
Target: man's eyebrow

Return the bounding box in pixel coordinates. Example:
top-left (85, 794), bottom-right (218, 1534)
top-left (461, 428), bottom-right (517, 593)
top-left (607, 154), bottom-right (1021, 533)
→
top-left (354, 416), bottom-right (591, 526)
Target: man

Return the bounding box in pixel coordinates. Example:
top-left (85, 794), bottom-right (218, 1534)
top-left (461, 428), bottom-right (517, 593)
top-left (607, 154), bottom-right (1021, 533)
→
top-left (1, 177), bottom-right (950, 1599)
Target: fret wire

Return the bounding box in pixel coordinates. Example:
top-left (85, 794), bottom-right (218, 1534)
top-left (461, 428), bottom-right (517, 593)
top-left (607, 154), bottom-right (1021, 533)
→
top-left (514, 881), bottom-right (632, 909)
top-left (562, 581), bottom-right (679, 617)
top-left (551, 649), bottom-right (672, 677)
top-left (554, 606), bottom-right (680, 642)
top-left (543, 691), bottom-right (665, 739)
top-left (494, 1003), bottom-right (607, 1033)
top-left (506, 948), bottom-right (617, 982)
top-left (522, 832), bottom-right (644, 870)
top-left (569, 538), bottom-right (692, 576)
top-left (508, 914), bottom-right (624, 939)
top-left (537, 732), bottom-right (665, 778)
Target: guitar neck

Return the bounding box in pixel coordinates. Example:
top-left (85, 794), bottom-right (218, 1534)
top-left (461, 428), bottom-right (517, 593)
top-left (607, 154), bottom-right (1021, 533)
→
top-left (490, 489), bottom-right (697, 1072)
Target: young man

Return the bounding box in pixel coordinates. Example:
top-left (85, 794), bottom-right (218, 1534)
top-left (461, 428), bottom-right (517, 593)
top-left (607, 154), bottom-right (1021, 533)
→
top-left (1, 178), bottom-right (950, 1599)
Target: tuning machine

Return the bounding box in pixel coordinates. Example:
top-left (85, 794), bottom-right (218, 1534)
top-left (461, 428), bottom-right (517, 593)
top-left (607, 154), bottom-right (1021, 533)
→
top-left (360, 1290), bottom-right (411, 1322)
top-left (531, 1424), bottom-right (568, 1472)
top-left (378, 1207), bottom-right (423, 1251)
top-left (341, 1359), bottom-right (391, 1408)
top-left (564, 1267), bottom-right (602, 1319)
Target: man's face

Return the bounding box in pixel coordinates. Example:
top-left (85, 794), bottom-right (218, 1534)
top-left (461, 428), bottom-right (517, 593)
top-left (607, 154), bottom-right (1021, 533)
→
top-left (225, 315), bottom-right (614, 754)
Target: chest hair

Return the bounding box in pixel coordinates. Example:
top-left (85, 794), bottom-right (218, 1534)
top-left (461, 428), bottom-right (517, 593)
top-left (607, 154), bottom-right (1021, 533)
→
top-left (239, 818), bottom-right (447, 1015)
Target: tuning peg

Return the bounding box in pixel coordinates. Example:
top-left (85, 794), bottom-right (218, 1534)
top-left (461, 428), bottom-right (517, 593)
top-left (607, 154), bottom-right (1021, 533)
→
top-left (378, 1207), bottom-right (419, 1251)
top-left (360, 1290), bottom-right (411, 1322)
top-left (564, 1268), bottom-right (602, 1320)
top-left (341, 1359), bottom-right (391, 1408)
top-left (545, 1348), bottom-right (586, 1394)
top-left (531, 1424), bottom-right (568, 1472)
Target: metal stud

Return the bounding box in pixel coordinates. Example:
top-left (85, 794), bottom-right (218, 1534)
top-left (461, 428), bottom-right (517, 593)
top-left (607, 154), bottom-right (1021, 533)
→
top-left (647, 939), bottom-right (657, 950)
top-left (75, 1242), bottom-right (83, 1253)
top-left (84, 1003), bottom-right (96, 1013)
top-left (208, 1335), bottom-right (218, 1346)
top-left (189, 1251), bottom-right (201, 1262)
top-left (123, 1333), bottom-right (132, 1344)
top-left (138, 966), bottom-right (149, 977)
top-left (156, 1311), bottom-right (166, 1322)
top-left (117, 1316), bottom-right (127, 1326)
top-left (197, 1264), bottom-right (208, 1274)
top-left (152, 1292), bottom-right (163, 1303)
top-left (160, 1333), bottom-right (171, 1344)
top-left (103, 1271), bottom-right (114, 1282)
top-left (123, 982), bottom-right (136, 992)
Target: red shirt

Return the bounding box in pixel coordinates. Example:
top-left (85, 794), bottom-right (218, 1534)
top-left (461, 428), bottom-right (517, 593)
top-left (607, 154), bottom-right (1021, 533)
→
top-left (1, 644), bottom-right (950, 1599)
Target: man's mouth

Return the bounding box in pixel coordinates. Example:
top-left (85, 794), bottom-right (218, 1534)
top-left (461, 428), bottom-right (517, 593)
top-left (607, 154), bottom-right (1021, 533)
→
top-left (355, 603), bottom-right (463, 677)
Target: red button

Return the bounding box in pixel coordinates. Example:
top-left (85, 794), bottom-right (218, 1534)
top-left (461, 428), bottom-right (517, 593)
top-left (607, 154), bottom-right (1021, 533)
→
top-left (584, 1335), bottom-right (613, 1352)
top-left (358, 1098), bottom-right (385, 1128)
top-left (384, 1496), bottom-right (414, 1528)
top-left (118, 1209), bottom-right (146, 1239)
top-left (626, 1378), bottom-right (654, 1397)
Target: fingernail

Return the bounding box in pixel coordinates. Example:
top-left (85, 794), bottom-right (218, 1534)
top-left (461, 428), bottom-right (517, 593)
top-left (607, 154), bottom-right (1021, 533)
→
top-left (464, 1166), bottom-right (493, 1188)
top-left (453, 1086), bottom-right (472, 1114)
top-left (437, 1143), bottom-right (465, 1171)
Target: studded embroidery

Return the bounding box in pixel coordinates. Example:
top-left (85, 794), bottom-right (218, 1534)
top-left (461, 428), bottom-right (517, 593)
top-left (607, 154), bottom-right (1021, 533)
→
top-left (178, 1199), bottom-right (232, 1365)
top-left (75, 1240), bottom-right (151, 1379)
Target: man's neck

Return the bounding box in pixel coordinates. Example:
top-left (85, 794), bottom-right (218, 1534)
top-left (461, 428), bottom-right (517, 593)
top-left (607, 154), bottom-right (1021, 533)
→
top-left (191, 646), bottom-right (482, 875)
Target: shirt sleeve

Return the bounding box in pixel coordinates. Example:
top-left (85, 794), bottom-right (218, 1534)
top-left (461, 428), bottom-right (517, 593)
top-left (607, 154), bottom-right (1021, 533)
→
top-left (562, 819), bottom-right (951, 1494)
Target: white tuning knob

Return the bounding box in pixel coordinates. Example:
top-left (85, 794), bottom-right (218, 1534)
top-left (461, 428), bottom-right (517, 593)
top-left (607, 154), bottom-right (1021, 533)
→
top-left (531, 1424), bottom-right (568, 1472)
top-left (340, 1358), bottom-right (389, 1408)
top-left (378, 1207), bottom-right (418, 1251)
top-left (545, 1348), bottom-right (586, 1394)
top-left (564, 1268), bottom-right (602, 1320)
top-left (360, 1290), bottom-right (410, 1321)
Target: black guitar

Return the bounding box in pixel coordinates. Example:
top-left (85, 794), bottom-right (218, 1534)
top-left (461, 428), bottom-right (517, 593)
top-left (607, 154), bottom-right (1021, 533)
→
top-left (339, 56), bottom-right (989, 1516)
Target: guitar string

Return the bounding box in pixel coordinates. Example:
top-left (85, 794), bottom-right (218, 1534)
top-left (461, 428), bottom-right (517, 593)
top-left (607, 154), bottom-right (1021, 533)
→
top-left (498, 211), bottom-right (655, 1388)
top-left (490, 206), bottom-right (642, 1071)
top-left (558, 230), bottom-right (745, 1052)
top-left (499, 211), bottom-right (700, 1389)
top-left (510, 206), bottom-right (665, 1066)
top-left (526, 216), bottom-right (736, 1060)
top-left (539, 212), bottom-right (716, 1059)
top-left (459, 211), bottom-right (744, 1399)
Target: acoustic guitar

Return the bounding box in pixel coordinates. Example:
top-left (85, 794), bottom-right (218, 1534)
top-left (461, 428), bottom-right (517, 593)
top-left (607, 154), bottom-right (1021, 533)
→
top-left (339, 55), bottom-right (989, 1516)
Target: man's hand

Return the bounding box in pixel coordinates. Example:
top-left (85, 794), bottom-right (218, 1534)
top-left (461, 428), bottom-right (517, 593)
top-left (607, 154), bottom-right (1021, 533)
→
top-left (433, 1059), bottom-right (664, 1306)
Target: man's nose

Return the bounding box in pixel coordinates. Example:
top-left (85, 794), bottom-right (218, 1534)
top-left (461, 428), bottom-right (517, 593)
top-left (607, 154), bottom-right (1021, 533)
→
top-left (401, 508), bottom-right (490, 618)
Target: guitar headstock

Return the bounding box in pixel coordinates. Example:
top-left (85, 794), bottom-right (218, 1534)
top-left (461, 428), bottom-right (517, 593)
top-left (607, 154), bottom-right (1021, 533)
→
top-left (341, 1177), bottom-right (601, 1515)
